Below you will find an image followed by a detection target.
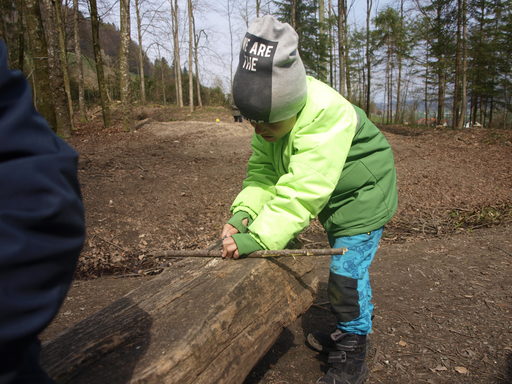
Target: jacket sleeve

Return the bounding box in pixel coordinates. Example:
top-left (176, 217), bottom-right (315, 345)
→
top-left (0, 40), bottom-right (85, 383)
top-left (234, 82), bottom-right (357, 252)
top-left (230, 135), bottom-right (280, 220)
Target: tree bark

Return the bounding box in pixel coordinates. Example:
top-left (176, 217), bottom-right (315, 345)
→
top-left (54, 0), bottom-right (74, 130)
top-left (192, 12), bottom-right (202, 107)
top-left (73, 0), bottom-right (87, 121)
top-left (457, 0), bottom-right (467, 129)
top-left (318, 0), bottom-right (327, 83)
top-left (18, 0), bottom-right (25, 72)
top-left (187, 0), bottom-right (194, 112)
top-left (119, 0), bottom-right (134, 132)
top-left (395, 0), bottom-right (403, 124)
top-left (41, 256), bottom-right (318, 384)
top-left (135, 0), bottom-right (146, 105)
top-left (41, 0), bottom-right (72, 137)
top-left (452, 0), bottom-right (462, 128)
top-left (90, 0), bottom-right (111, 128)
top-left (338, 0), bottom-right (345, 96)
top-left (24, 0), bottom-right (57, 127)
top-left (171, 0), bottom-right (183, 107)
top-left (365, 0), bottom-right (372, 117)
top-left (343, 1), bottom-right (351, 101)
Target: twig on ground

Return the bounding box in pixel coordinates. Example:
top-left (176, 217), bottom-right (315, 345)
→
top-left (489, 246), bottom-right (512, 257)
top-left (97, 236), bottom-right (125, 251)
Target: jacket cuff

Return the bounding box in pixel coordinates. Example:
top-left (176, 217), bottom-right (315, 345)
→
top-left (231, 233), bottom-right (264, 256)
top-left (227, 211), bottom-right (253, 234)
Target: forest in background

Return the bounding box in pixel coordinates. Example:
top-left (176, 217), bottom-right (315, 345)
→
top-left (2, 0), bottom-right (512, 136)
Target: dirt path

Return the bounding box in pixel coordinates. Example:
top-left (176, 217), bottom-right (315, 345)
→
top-left (41, 107), bottom-right (512, 383)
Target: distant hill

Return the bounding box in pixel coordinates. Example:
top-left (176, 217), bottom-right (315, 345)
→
top-left (64, 7), bottom-right (153, 79)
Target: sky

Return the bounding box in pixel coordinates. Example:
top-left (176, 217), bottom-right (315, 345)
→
top-left (100, 0), bottom-right (394, 94)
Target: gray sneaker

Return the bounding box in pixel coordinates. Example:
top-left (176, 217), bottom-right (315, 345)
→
top-left (316, 333), bottom-right (369, 384)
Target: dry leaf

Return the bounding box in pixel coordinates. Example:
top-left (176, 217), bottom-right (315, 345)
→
top-left (455, 367), bottom-right (468, 374)
top-left (434, 365), bottom-right (447, 371)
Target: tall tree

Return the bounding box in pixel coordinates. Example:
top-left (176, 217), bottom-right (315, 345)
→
top-left (187, 0), bottom-right (194, 112)
top-left (275, 0), bottom-right (327, 78)
top-left (73, 0), bottom-right (87, 121)
top-left (41, 0), bottom-right (72, 136)
top-left (89, 0), bottom-right (111, 128)
top-left (457, 0), bottom-right (467, 128)
top-left (170, 0), bottom-right (183, 107)
top-left (192, 11), bottom-right (202, 107)
top-left (54, 0), bottom-right (74, 129)
top-left (17, 0), bottom-right (25, 72)
top-left (338, 0), bottom-right (346, 95)
top-left (365, 0), bottom-right (372, 116)
top-left (374, 6), bottom-right (401, 123)
top-left (318, 0), bottom-right (327, 82)
top-left (135, 0), bottom-right (147, 104)
top-left (119, 0), bottom-right (134, 131)
top-left (24, 0), bottom-right (56, 127)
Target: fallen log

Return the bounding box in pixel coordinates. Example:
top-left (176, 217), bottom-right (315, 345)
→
top-left (41, 255), bottom-right (319, 383)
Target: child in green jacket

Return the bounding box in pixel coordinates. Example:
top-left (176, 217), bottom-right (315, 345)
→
top-left (221, 15), bottom-right (398, 384)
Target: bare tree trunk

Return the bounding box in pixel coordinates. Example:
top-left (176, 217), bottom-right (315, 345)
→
top-left (135, 0), bottom-right (146, 104)
top-left (54, 0), bottom-right (74, 130)
top-left (343, 1), bottom-right (351, 101)
top-left (18, 0), bottom-right (25, 72)
top-left (338, 0), bottom-right (345, 96)
top-left (24, 0), bottom-right (56, 127)
top-left (291, 0), bottom-right (296, 29)
top-left (328, 0), bottom-right (333, 88)
top-left (187, 0), bottom-right (194, 112)
top-left (191, 10), bottom-right (202, 107)
top-left (89, 0), bottom-right (111, 128)
top-left (41, 0), bottom-right (72, 137)
top-left (457, 0), bottom-right (467, 129)
top-left (158, 45), bottom-right (166, 105)
top-left (395, 0), bottom-right (403, 124)
top-left (365, 0), bottom-right (372, 117)
top-left (452, 0), bottom-right (462, 128)
top-left (120, 0), bottom-right (133, 132)
top-left (73, 0), bottom-right (87, 121)
top-left (256, 0), bottom-right (260, 17)
top-left (318, 0), bottom-right (327, 82)
top-left (171, 0), bottom-right (183, 107)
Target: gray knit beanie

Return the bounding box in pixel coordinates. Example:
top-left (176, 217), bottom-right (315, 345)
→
top-left (232, 15), bottom-right (307, 124)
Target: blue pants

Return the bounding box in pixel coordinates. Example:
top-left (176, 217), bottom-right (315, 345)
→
top-left (328, 227), bottom-right (383, 335)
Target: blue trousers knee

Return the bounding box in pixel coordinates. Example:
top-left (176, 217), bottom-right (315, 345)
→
top-left (328, 227), bottom-right (383, 335)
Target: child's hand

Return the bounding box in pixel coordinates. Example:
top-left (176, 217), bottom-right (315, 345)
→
top-left (221, 235), bottom-right (240, 259)
top-left (221, 219), bottom-right (248, 259)
top-left (221, 223), bottom-right (239, 238)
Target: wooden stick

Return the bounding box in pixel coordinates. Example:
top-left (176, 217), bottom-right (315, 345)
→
top-left (149, 247), bottom-right (347, 258)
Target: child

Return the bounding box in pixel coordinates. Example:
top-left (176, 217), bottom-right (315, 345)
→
top-left (221, 16), bottom-right (397, 384)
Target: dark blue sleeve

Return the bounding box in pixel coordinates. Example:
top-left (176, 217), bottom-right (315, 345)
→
top-left (0, 40), bottom-right (85, 383)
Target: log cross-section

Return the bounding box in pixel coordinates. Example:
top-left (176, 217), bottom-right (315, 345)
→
top-left (41, 256), bottom-right (318, 383)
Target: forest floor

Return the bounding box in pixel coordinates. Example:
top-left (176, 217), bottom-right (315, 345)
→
top-left (40, 104), bottom-right (512, 383)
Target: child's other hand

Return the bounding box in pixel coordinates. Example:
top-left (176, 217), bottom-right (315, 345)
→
top-left (221, 236), bottom-right (240, 259)
top-left (221, 223), bottom-right (239, 238)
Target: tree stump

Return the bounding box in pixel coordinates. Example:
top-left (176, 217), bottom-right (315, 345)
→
top-left (41, 256), bottom-right (318, 383)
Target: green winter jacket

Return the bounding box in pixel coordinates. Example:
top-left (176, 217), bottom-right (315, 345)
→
top-left (229, 77), bottom-right (398, 254)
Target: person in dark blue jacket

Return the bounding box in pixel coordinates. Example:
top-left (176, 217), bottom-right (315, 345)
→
top-left (0, 40), bottom-right (85, 384)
